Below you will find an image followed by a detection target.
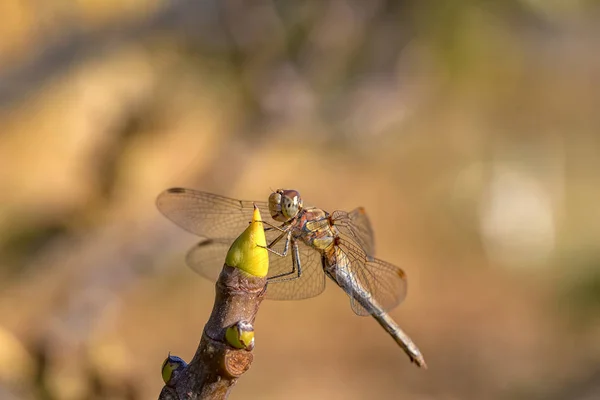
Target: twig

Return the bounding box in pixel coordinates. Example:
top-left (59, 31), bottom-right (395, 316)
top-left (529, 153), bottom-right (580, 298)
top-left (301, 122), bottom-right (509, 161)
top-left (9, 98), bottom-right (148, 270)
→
top-left (158, 206), bottom-right (268, 400)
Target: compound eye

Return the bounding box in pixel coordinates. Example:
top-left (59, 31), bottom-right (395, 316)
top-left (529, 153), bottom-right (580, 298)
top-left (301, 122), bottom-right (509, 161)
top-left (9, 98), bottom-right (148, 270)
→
top-left (268, 192), bottom-right (287, 222)
top-left (281, 191), bottom-right (302, 219)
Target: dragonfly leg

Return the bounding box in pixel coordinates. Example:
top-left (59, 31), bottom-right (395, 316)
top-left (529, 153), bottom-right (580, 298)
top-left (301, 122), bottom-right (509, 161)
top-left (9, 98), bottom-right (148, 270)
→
top-left (267, 241), bottom-right (302, 283)
top-left (260, 229), bottom-right (292, 257)
top-left (260, 220), bottom-right (288, 233)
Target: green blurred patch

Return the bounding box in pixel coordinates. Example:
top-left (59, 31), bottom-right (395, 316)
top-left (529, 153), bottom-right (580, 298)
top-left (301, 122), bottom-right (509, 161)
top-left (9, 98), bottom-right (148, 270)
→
top-left (0, 218), bottom-right (70, 277)
top-left (557, 253), bottom-right (600, 326)
top-left (568, 270), bottom-right (600, 315)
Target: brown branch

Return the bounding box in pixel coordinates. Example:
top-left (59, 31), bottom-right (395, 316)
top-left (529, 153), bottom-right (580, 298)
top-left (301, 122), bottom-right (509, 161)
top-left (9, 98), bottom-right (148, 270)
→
top-left (158, 265), bottom-right (267, 399)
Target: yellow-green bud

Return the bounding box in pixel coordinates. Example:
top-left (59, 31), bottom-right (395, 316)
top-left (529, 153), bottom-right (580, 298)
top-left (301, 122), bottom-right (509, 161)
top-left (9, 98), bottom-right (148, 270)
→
top-left (161, 353), bottom-right (187, 386)
top-left (225, 205), bottom-right (269, 277)
top-left (225, 321), bottom-right (255, 350)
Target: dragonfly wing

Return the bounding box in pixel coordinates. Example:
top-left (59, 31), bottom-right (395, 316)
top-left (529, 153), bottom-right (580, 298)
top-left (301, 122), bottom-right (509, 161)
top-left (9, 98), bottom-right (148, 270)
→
top-left (186, 238), bottom-right (230, 282)
top-left (156, 188), bottom-right (274, 239)
top-left (265, 240), bottom-right (326, 301)
top-left (185, 235), bottom-right (326, 301)
top-left (335, 238), bottom-right (407, 316)
top-left (331, 208), bottom-right (376, 257)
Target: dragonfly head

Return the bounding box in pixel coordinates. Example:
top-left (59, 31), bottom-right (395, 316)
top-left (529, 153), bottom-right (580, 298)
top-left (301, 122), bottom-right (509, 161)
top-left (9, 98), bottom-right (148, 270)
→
top-left (269, 189), bottom-right (303, 222)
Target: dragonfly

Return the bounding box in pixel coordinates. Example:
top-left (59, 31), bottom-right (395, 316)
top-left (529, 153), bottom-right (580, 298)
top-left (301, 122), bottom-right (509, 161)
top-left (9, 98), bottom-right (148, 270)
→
top-left (157, 187), bottom-right (426, 368)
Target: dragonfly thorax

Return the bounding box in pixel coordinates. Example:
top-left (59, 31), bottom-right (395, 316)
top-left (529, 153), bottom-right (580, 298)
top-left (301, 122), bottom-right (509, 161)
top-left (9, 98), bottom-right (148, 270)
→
top-left (268, 189), bottom-right (303, 222)
top-left (298, 208), bottom-right (337, 251)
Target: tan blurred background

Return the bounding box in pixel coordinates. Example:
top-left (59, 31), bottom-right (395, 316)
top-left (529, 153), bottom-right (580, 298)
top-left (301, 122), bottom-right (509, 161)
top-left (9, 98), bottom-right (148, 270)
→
top-left (1, 1), bottom-right (600, 399)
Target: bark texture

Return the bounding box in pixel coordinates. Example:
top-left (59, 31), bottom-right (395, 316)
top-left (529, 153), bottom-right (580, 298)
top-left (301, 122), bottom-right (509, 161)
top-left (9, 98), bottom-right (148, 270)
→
top-left (158, 265), bottom-right (267, 399)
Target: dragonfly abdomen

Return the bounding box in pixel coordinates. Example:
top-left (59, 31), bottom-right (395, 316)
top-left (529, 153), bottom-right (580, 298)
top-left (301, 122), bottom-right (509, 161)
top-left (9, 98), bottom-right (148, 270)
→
top-left (371, 311), bottom-right (427, 368)
top-left (327, 246), bottom-right (427, 368)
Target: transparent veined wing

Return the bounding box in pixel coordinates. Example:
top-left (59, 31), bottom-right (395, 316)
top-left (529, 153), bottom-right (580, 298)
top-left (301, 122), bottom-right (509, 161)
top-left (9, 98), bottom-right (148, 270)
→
top-left (185, 239), bottom-right (228, 282)
top-left (329, 238), bottom-right (407, 316)
top-left (264, 239), bottom-right (326, 300)
top-left (185, 236), bottom-right (326, 300)
top-left (331, 207), bottom-right (375, 257)
top-left (156, 188), bottom-right (275, 239)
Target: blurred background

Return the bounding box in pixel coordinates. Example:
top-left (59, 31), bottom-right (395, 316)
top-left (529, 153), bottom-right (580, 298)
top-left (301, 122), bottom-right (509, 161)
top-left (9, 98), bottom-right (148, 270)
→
top-left (1, 0), bottom-right (599, 399)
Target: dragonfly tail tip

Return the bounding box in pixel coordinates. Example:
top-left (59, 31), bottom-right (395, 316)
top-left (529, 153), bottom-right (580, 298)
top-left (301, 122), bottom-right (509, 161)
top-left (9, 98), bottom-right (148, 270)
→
top-left (415, 357), bottom-right (427, 369)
